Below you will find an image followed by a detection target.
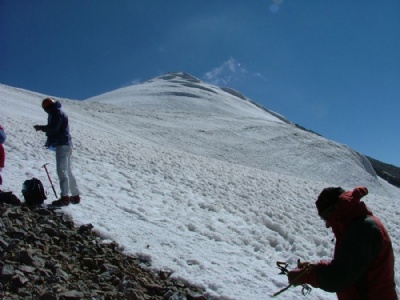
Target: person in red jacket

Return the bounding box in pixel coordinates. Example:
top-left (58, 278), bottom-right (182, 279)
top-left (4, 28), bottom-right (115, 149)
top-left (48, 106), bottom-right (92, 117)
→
top-left (0, 124), bottom-right (6, 186)
top-left (288, 186), bottom-right (397, 299)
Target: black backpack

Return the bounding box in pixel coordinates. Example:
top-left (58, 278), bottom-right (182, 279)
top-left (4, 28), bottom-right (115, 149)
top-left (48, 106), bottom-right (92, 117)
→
top-left (22, 178), bottom-right (47, 206)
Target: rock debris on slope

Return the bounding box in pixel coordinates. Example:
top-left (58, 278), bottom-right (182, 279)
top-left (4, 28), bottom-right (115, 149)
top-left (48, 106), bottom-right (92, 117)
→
top-left (0, 191), bottom-right (209, 300)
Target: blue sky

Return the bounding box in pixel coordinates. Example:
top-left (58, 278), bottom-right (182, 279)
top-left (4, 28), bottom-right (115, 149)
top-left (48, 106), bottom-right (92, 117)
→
top-left (1, 0), bottom-right (399, 167)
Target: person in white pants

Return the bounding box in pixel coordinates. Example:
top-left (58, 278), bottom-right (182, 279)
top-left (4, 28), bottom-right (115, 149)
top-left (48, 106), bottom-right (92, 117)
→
top-left (34, 97), bottom-right (81, 206)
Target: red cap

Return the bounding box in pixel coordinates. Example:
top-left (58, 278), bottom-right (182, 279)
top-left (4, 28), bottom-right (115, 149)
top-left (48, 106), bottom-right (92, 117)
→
top-left (42, 98), bottom-right (55, 109)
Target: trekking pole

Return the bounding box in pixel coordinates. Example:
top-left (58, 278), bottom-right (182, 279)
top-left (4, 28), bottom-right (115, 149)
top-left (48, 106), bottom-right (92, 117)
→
top-left (43, 163), bottom-right (58, 198)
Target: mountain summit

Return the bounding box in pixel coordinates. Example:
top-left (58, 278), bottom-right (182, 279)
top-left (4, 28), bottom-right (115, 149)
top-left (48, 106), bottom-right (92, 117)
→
top-left (85, 72), bottom-right (379, 192)
top-left (86, 72), bottom-right (290, 122)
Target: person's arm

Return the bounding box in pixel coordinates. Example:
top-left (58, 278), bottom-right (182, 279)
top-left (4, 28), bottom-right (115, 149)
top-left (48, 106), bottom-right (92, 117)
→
top-left (288, 217), bottom-right (381, 292)
top-left (315, 217), bottom-right (382, 292)
top-left (36, 111), bottom-right (62, 135)
top-left (0, 126), bottom-right (6, 144)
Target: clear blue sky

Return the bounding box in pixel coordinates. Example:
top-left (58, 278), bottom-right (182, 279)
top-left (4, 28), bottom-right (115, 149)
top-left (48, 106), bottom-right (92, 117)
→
top-left (1, 1), bottom-right (399, 167)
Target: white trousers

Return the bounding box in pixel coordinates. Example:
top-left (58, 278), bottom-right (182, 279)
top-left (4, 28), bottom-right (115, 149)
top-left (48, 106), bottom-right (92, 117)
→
top-left (56, 145), bottom-right (79, 197)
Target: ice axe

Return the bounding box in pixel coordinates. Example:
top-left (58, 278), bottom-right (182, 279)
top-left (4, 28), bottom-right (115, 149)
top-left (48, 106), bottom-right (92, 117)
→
top-left (43, 163), bottom-right (58, 198)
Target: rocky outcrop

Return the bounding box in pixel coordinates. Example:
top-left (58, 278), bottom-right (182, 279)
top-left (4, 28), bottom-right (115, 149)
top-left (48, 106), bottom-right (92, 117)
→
top-left (0, 192), bottom-right (209, 300)
top-left (366, 156), bottom-right (400, 188)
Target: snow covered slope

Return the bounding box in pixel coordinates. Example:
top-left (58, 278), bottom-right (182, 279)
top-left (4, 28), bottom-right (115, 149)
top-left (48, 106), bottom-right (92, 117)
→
top-left (86, 72), bottom-right (287, 120)
top-left (86, 72), bottom-right (381, 194)
top-left (1, 80), bottom-right (399, 299)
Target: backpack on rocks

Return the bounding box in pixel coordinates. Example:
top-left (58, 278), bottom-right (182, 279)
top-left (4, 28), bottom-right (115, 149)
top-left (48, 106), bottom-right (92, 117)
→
top-left (22, 178), bottom-right (47, 206)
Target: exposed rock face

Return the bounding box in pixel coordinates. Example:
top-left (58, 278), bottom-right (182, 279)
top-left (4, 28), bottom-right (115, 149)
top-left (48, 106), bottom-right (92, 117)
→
top-left (366, 156), bottom-right (400, 188)
top-left (0, 192), bottom-right (209, 300)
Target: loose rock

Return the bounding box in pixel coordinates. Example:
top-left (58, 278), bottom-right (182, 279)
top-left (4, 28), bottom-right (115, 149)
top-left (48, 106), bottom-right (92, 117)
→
top-left (0, 192), bottom-right (211, 299)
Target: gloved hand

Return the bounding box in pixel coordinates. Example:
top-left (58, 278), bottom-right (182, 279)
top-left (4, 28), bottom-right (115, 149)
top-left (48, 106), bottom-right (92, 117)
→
top-left (288, 264), bottom-right (320, 288)
top-left (288, 268), bottom-right (309, 286)
top-left (297, 260), bottom-right (312, 269)
top-left (34, 125), bottom-right (43, 131)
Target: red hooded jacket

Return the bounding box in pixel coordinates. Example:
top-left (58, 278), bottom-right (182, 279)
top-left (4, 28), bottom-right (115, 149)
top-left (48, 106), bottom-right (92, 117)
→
top-left (304, 187), bottom-right (397, 299)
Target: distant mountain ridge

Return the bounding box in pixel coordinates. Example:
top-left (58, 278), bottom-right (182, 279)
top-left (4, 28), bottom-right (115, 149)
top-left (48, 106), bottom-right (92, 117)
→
top-left (2, 72), bottom-right (399, 189)
top-left (86, 72), bottom-right (291, 123)
top-left (95, 72), bottom-right (400, 187)
top-left (84, 72), bottom-right (390, 192)
top-left (366, 157), bottom-right (400, 188)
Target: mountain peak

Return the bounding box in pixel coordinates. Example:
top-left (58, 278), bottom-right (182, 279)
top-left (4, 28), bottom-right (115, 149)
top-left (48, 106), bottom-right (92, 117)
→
top-left (85, 72), bottom-right (283, 121)
top-left (152, 72), bottom-right (202, 83)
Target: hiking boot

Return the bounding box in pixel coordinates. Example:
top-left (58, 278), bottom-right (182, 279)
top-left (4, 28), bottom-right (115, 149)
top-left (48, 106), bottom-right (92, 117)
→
top-left (52, 196), bottom-right (70, 207)
top-left (70, 195), bottom-right (80, 204)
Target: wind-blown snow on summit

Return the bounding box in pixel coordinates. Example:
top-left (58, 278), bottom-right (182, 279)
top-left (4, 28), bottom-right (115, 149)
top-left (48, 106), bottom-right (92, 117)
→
top-left (86, 72), bottom-right (380, 192)
top-left (1, 75), bottom-right (399, 299)
top-left (86, 72), bottom-right (284, 119)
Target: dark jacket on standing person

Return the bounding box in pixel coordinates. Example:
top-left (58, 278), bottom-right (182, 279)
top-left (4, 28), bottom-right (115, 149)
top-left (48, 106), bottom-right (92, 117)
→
top-left (37, 101), bottom-right (71, 148)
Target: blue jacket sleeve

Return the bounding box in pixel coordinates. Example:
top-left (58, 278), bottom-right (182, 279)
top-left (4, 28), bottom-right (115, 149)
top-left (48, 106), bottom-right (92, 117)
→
top-left (0, 126), bottom-right (6, 144)
top-left (41, 110), bottom-right (63, 135)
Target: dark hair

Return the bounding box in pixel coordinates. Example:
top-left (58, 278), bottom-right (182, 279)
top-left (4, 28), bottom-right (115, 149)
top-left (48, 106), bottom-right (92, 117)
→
top-left (316, 187), bottom-right (345, 218)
